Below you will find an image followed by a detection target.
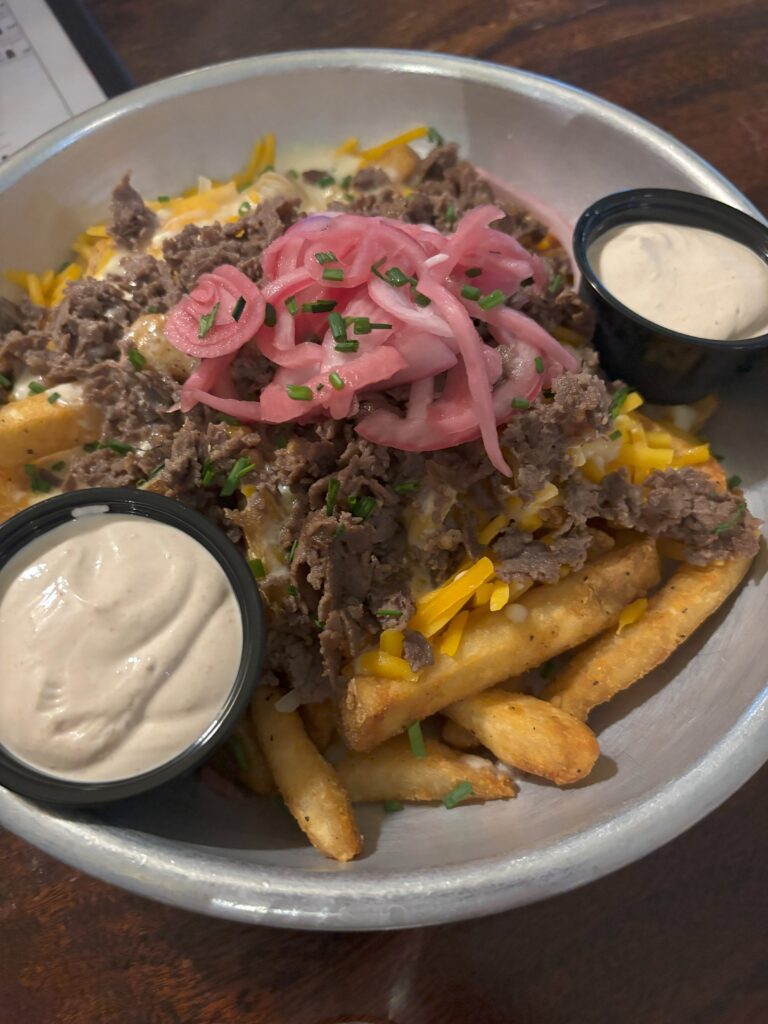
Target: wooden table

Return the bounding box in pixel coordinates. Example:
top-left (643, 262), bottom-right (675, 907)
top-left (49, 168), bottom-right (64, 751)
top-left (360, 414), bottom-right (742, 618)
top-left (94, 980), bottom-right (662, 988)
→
top-left (2, 2), bottom-right (766, 1020)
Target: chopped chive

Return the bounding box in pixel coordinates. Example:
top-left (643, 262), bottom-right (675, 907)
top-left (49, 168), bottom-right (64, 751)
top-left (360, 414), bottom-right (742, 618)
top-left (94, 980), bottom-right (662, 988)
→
top-left (50, 461), bottom-right (66, 473)
top-left (264, 302), bottom-right (277, 327)
top-left (548, 273), bottom-right (563, 295)
top-left (478, 289), bottom-right (505, 310)
top-left (461, 284), bottom-right (481, 301)
top-left (534, 356), bottom-right (545, 374)
top-left (328, 312), bottom-right (348, 343)
top-left (28, 381), bottom-right (46, 394)
top-left (335, 340), bottom-right (359, 353)
top-left (56, 260), bottom-right (71, 274)
top-left (334, 524), bottom-right (346, 538)
top-left (274, 432), bottom-right (289, 449)
top-left (394, 481), bottom-right (420, 494)
top-left (286, 539), bottom-right (298, 563)
top-left (322, 267), bottom-right (345, 282)
top-left (285, 295), bottom-right (298, 316)
top-left (128, 346), bottom-right (146, 370)
top-left (0, 372), bottom-right (11, 389)
top-left (376, 609), bottom-right (402, 618)
top-left (511, 397), bottom-right (530, 410)
top-left (442, 781), bottom-right (473, 809)
top-left (232, 296), bottom-right (246, 322)
top-left (407, 721), bottom-right (427, 759)
top-left (369, 322), bottom-right (393, 330)
top-left (229, 736), bottom-right (248, 774)
top-left (156, 195), bottom-right (170, 203)
top-left (727, 475), bottom-right (742, 490)
top-left (341, 174), bottom-right (352, 190)
top-left (371, 257), bottom-right (387, 280)
top-left (314, 251), bottom-right (338, 265)
top-left (216, 412), bottom-right (242, 426)
top-left (444, 203), bottom-right (457, 227)
top-left (383, 800), bottom-right (403, 813)
top-left (427, 126), bottom-right (444, 145)
top-left (539, 659), bottom-right (554, 679)
top-left (325, 478), bottom-right (340, 515)
top-left (220, 456), bottom-right (255, 497)
top-left (313, 617), bottom-right (325, 630)
top-left (238, 179), bottom-right (253, 193)
top-left (238, 200), bottom-right (251, 216)
top-left (146, 462), bottom-right (165, 481)
top-left (343, 192), bottom-right (354, 202)
top-left (83, 441), bottom-right (101, 453)
top-left (301, 300), bottom-right (337, 313)
top-left (713, 501), bottom-right (747, 534)
top-left (412, 289), bottom-right (431, 307)
top-left (385, 267), bottom-right (416, 288)
top-left (316, 383), bottom-right (324, 392)
top-left (47, 391), bottom-right (61, 404)
top-left (317, 174), bottom-right (335, 188)
top-left (286, 384), bottom-right (313, 401)
top-left (24, 464), bottom-right (50, 494)
top-left (610, 429), bottom-right (622, 441)
top-left (465, 266), bottom-right (482, 278)
top-left (198, 301), bottom-right (220, 338)
top-left (106, 439), bottom-right (134, 455)
top-left (608, 386), bottom-right (630, 419)
top-left (328, 371), bottom-right (345, 391)
top-left (287, 584), bottom-right (298, 596)
top-left (146, 306), bottom-right (162, 314)
top-left (348, 315), bottom-right (371, 334)
top-left (287, 168), bottom-right (299, 179)
top-left (201, 460), bottom-right (216, 486)
top-left (347, 495), bottom-right (376, 520)
top-left (249, 557), bottom-right (266, 580)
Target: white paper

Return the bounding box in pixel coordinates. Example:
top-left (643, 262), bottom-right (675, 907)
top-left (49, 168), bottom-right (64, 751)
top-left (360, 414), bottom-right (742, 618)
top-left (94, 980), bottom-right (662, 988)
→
top-left (0, 0), bottom-right (106, 163)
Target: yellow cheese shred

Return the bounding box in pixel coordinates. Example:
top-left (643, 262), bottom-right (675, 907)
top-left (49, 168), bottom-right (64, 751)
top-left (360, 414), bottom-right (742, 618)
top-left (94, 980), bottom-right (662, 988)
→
top-left (617, 597), bottom-right (648, 632)
top-left (439, 610), bottom-right (469, 657)
top-left (356, 650), bottom-right (417, 682)
top-left (379, 628), bottom-right (404, 657)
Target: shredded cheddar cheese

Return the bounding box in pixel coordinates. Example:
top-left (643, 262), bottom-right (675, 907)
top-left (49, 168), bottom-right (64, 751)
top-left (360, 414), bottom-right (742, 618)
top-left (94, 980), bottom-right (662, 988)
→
top-left (358, 126), bottom-right (428, 163)
top-left (356, 650), bottom-right (417, 681)
top-left (439, 610), bottom-right (469, 657)
top-left (617, 597), bottom-right (648, 632)
top-left (379, 628), bottom-right (404, 657)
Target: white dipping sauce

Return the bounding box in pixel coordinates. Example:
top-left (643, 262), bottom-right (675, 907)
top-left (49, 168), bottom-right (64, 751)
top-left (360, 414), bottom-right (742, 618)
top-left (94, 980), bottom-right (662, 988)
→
top-left (587, 221), bottom-right (768, 340)
top-left (0, 513), bottom-right (242, 782)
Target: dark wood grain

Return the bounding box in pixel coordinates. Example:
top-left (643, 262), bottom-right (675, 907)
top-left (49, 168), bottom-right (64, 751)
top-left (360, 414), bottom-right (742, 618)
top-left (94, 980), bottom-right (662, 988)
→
top-left (2, 1), bottom-right (767, 1021)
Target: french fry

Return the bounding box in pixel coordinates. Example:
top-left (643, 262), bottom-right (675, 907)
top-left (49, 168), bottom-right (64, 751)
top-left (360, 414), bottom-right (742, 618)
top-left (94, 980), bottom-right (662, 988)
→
top-left (300, 699), bottom-right (337, 752)
top-left (0, 465), bottom-right (29, 521)
top-left (208, 718), bottom-right (275, 795)
top-left (543, 554), bottom-right (754, 720)
top-left (0, 388), bottom-right (101, 468)
top-left (251, 686), bottom-right (362, 862)
top-left (341, 538), bottom-right (660, 751)
top-left (441, 718), bottom-right (480, 751)
top-left (337, 735), bottom-right (516, 803)
top-left (444, 690), bottom-right (599, 784)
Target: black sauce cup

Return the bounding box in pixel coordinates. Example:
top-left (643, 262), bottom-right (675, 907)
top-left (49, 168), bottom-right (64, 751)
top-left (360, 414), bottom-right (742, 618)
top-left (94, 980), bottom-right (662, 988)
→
top-left (573, 188), bottom-right (768, 403)
top-left (0, 489), bottom-right (265, 805)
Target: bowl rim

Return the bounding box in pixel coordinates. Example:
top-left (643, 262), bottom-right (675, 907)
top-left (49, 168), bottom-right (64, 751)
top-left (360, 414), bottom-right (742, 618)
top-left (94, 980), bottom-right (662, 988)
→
top-left (0, 48), bottom-right (766, 931)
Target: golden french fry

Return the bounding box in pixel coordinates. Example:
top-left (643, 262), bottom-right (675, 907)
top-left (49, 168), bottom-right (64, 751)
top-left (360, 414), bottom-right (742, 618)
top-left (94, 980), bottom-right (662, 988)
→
top-left (251, 686), bottom-right (362, 862)
top-left (300, 699), bottom-right (337, 752)
top-left (544, 554), bottom-right (754, 720)
top-left (0, 465), bottom-right (29, 521)
top-left (208, 719), bottom-right (275, 795)
top-left (337, 735), bottom-right (516, 803)
top-left (341, 538), bottom-right (660, 752)
top-left (445, 690), bottom-right (599, 785)
top-left (440, 718), bottom-right (480, 751)
top-left (0, 388), bottom-right (101, 468)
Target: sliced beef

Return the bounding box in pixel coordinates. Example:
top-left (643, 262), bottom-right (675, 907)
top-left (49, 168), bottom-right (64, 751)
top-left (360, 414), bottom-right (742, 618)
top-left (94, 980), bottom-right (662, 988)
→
top-left (0, 297), bottom-right (24, 334)
top-left (494, 527), bottom-right (593, 584)
top-left (403, 630), bottom-right (435, 671)
top-left (109, 253), bottom-right (181, 313)
top-left (48, 276), bottom-right (140, 363)
top-left (107, 174), bottom-right (158, 249)
top-left (351, 167), bottom-right (390, 191)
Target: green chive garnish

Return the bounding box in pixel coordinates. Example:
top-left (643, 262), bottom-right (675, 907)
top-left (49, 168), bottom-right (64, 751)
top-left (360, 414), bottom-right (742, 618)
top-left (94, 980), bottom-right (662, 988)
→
top-left (229, 737), bottom-right (248, 774)
top-left (608, 387), bottom-right (630, 419)
top-left (50, 461), bottom-right (66, 473)
top-left (106, 439), bottom-right (134, 455)
top-left (385, 267), bottom-right (416, 288)
top-left (264, 303), bottom-right (277, 327)
top-left (201, 460), bottom-right (216, 486)
top-left (394, 481), bottom-right (419, 494)
top-left (322, 267), bottom-right (344, 282)
top-left (28, 381), bottom-right (46, 394)
top-left (220, 456), bottom-right (255, 497)
top-left (383, 800), bottom-right (403, 813)
top-left (465, 267), bottom-right (482, 278)
top-left (313, 618), bottom-right (325, 630)
top-left (325, 478), bottom-right (340, 515)
top-left (317, 174), bottom-right (335, 188)
top-left (198, 302), bottom-right (220, 338)
top-left (548, 273), bottom-right (563, 294)
top-left (146, 306), bottom-right (162, 314)
top-left (610, 429), bottom-right (622, 441)
top-left (412, 290), bottom-right (431, 307)
top-left (156, 195), bottom-right (170, 203)
top-left (371, 257), bottom-right (387, 280)
top-left (407, 721), bottom-right (427, 759)
top-left (369, 323), bottom-right (393, 330)
top-left (83, 441), bottom-right (100, 453)
top-left (287, 169), bottom-right (298, 179)
top-left (328, 312), bottom-right (347, 343)
top-left (238, 201), bottom-right (251, 216)
top-left (341, 175), bottom-right (352, 191)
top-left (315, 251), bottom-right (338, 265)
top-left (285, 296), bottom-right (298, 316)
top-left (56, 260), bottom-right (71, 274)
top-left (286, 384), bottom-right (313, 401)
top-left (347, 495), bottom-right (376, 520)
top-left (534, 356), bottom-right (545, 374)
top-left (47, 392), bottom-right (61, 404)
top-left (128, 347), bottom-right (146, 370)
top-left (442, 781), bottom-right (473, 809)
top-left (461, 284), bottom-right (481, 301)
top-left (328, 371), bottom-right (345, 391)
top-left (511, 397), bottom-right (530, 410)
top-left (287, 584), bottom-right (298, 596)
top-left (232, 296), bottom-right (246, 321)
top-left (376, 609), bottom-right (402, 618)
top-left (335, 340), bottom-right (359, 353)
top-left (478, 290), bottom-right (505, 310)
top-left (24, 464), bottom-right (50, 494)
top-left (713, 501), bottom-right (747, 534)
top-left (286, 539), bottom-right (298, 563)
top-left (249, 557), bottom-right (266, 580)
top-left (301, 300), bottom-right (337, 313)
top-left (146, 462), bottom-right (165, 481)
top-left (444, 203), bottom-right (457, 227)
top-left (216, 413), bottom-right (242, 426)
top-left (0, 372), bottom-right (12, 389)
top-left (727, 475), bottom-right (742, 490)
top-left (427, 126), bottom-right (444, 145)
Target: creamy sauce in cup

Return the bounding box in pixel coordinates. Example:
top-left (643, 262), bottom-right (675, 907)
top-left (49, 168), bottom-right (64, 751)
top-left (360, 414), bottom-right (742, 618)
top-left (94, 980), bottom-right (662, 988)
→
top-left (587, 221), bottom-right (768, 340)
top-left (0, 513), bottom-right (242, 782)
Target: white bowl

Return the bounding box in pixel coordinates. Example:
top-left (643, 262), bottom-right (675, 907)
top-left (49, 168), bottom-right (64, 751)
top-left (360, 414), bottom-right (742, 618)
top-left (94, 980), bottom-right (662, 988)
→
top-left (1, 50), bottom-right (766, 931)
